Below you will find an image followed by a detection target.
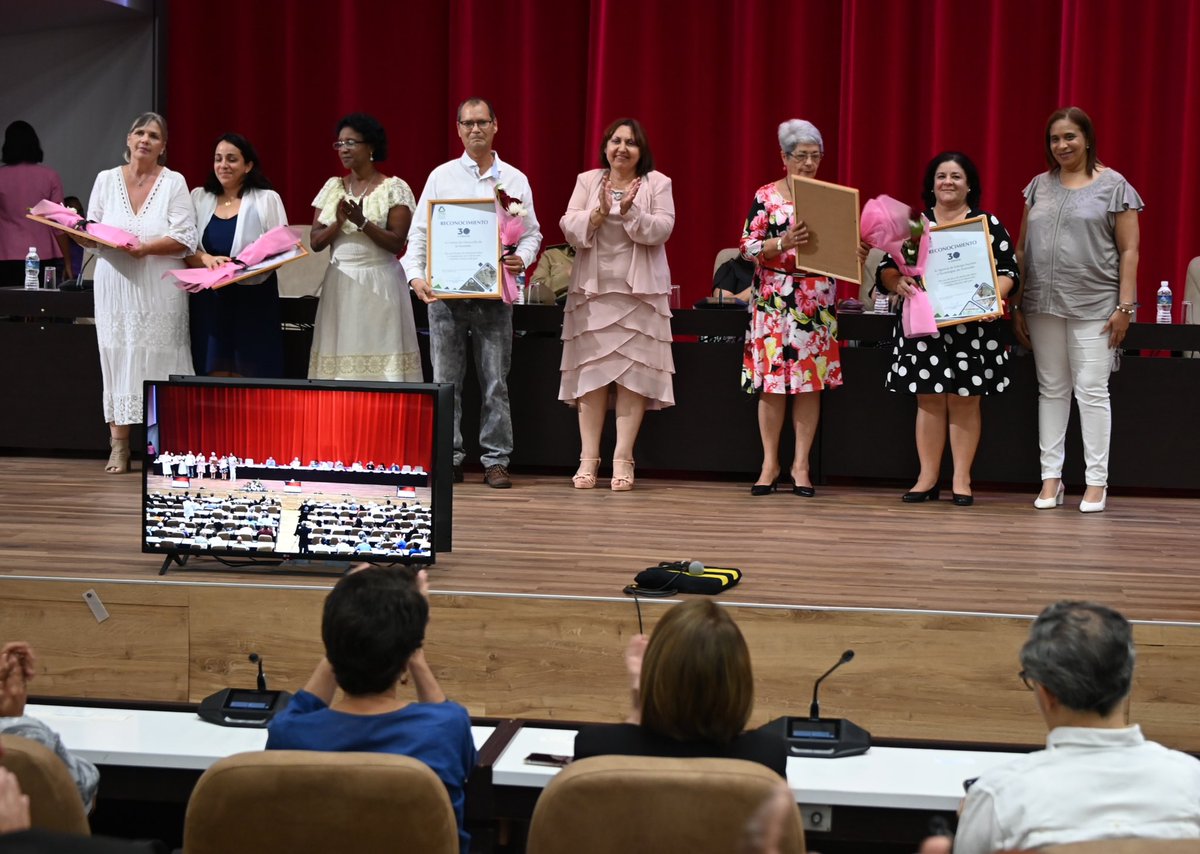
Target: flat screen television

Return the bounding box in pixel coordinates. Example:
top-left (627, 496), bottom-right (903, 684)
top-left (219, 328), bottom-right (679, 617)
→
top-left (141, 377), bottom-right (453, 571)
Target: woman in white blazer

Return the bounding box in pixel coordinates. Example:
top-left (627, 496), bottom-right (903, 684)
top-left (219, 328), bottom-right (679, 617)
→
top-left (187, 133), bottom-right (288, 377)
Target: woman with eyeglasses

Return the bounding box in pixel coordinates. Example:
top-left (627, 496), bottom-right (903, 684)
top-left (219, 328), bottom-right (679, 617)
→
top-left (308, 113), bottom-right (422, 381)
top-left (740, 119), bottom-right (842, 497)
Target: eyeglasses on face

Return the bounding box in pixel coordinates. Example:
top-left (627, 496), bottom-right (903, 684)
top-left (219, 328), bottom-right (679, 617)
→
top-left (1018, 670), bottom-right (1037, 691)
top-left (458, 120), bottom-right (494, 130)
top-left (332, 140), bottom-right (364, 150)
top-left (786, 151), bottom-right (822, 163)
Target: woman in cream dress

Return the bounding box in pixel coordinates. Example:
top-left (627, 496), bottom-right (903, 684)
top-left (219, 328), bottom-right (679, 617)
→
top-left (308, 113), bottom-right (421, 381)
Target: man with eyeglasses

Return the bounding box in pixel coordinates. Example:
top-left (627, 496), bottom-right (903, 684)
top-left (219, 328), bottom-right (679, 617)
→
top-left (402, 98), bottom-right (542, 489)
top-left (953, 601), bottom-right (1200, 853)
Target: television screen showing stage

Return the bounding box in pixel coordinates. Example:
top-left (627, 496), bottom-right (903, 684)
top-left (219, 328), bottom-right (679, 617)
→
top-left (141, 378), bottom-right (453, 568)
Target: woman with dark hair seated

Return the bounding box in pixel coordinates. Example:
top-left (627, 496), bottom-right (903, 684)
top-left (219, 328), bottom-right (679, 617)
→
top-left (573, 599), bottom-right (786, 776)
top-left (308, 113), bottom-right (422, 381)
top-left (185, 133), bottom-right (287, 377)
top-left (266, 567), bottom-right (476, 852)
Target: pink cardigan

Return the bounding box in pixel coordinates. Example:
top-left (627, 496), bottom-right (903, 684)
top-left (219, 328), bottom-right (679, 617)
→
top-left (559, 169), bottom-right (674, 296)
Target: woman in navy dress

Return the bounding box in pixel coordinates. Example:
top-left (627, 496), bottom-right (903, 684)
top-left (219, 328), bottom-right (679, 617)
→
top-left (187, 133), bottom-right (287, 377)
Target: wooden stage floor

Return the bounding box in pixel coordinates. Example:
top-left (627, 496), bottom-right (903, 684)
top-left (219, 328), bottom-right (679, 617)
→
top-left (2, 456), bottom-right (1198, 622)
top-left (4, 456), bottom-right (1199, 750)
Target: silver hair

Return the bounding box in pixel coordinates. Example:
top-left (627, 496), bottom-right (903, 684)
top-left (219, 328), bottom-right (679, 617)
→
top-left (778, 119), bottom-right (823, 156)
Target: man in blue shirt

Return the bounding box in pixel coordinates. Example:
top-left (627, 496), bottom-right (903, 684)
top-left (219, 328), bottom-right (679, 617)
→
top-left (266, 567), bottom-right (476, 851)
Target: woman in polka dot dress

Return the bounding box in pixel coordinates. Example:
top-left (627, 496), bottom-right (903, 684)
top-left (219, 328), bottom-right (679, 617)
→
top-left (876, 152), bottom-right (1018, 506)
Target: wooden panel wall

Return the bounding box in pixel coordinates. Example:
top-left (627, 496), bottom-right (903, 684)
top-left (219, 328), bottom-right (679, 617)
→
top-left (6, 579), bottom-right (1198, 751)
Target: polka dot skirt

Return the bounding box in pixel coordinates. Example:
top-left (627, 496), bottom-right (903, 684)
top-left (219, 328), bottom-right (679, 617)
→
top-left (884, 321), bottom-right (1010, 396)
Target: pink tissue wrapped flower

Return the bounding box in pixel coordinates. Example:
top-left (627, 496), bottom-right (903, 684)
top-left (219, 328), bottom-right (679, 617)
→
top-left (28, 199), bottom-right (140, 250)
top-left (860, 195), bottom-right (928, 277)
top-left (495, 184), bottom-right (528, 303)
top-left (167, 225), bottom-right (302, 293)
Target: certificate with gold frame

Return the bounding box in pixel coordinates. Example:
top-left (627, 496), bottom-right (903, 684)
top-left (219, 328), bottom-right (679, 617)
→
top-left (923, 216), bottom-right (1004, 327)
top-left (789, 175), bottom-right (862, 285)
top-left (426, 198), bottom-right (502, 299)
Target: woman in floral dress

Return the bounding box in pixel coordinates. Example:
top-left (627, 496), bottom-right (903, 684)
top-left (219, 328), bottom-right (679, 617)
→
top-left (740, 119), bottom-right (842, 496)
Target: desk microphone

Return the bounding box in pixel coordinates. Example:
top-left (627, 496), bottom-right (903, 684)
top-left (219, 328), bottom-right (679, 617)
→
top-left (249, 652), bottom-right (267, 691)
top-left (810, 649), bottom-right (854, 719)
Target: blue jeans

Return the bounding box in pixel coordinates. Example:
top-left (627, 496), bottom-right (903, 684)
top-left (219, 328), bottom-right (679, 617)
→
top-left (428, 299), bottom-right (513, 468)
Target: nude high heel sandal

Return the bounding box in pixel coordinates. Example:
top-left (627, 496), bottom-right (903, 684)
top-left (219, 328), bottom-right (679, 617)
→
top-left (105, 437), bottom-right (131, 474)
top-left (572, 458), bottom-right (601, 489)
top-left (611, 459), bottom-right (635, 492)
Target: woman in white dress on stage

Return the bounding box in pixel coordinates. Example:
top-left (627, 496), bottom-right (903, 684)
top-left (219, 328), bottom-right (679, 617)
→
top-left (85, 112), bottom-right (197, 473)
top-left (308, 113), bottom-right (422, 382)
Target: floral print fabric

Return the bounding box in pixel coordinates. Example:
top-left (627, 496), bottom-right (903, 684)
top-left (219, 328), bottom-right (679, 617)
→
top-left (739, 182), bottom-right (842, 394)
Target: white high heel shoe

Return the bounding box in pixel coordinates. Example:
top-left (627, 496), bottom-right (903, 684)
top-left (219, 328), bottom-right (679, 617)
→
top-left (1079, 488), bottom-right (1108, 514)
top-left (1033, 482), bottom-right (1065, 509)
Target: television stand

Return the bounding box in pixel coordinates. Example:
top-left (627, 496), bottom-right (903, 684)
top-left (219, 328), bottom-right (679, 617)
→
top-left (159, 553), bottom-right (189, 575)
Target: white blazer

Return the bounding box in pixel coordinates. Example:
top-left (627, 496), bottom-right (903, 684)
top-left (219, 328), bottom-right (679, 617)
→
top-left (190, 187), bottom-right (288, 285)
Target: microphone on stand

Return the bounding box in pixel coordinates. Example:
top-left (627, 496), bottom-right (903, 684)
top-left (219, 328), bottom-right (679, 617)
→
top-left (249, 652), bottom-right (267, 690)
top-left (810, 649), bottom-right (854, 719)
top-left (768, 649), bottom-right (871, 758)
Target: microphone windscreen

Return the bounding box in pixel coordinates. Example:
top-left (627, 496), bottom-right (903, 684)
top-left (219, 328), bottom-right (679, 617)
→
top-left (841, 649), bottom-right (855, 663)
top-left (687, 560), bottom-right (704, 576)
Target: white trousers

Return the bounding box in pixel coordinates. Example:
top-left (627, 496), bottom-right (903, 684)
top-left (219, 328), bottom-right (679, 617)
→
top-left (1026, 314), bottom-right (1113, 486)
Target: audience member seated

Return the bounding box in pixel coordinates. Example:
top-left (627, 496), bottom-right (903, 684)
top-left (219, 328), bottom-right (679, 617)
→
top-left (954, 601), bottom-right (1200, 854)
top-left (265, 567), bottom-right (476, 852)
top-left (573, 599), bottom-right (786, 776)
top-left (0, 643), bottom-right (99, 810)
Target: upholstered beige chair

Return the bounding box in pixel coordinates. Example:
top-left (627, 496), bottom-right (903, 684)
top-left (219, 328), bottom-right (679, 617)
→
top-left (182, 750), bottom-right (458, 854)
top-left (526, 755), bottom-right (804, 854)
top-left (0, 734), bottom-right (90, 835)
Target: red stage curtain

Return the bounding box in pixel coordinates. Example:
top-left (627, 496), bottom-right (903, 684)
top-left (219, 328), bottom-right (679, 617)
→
top-left (156, 386), bottom-right (433, 470)
top-left (166, 0), bottom-right (1199, 315)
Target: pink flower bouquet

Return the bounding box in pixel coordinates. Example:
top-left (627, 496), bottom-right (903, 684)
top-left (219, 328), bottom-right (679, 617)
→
top-left (495, 184), bottom-right (528, 302)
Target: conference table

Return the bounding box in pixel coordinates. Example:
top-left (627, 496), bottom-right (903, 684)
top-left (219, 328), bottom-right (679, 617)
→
top-left (26, 703), bottom-right (1025, 847)
top-left (4, 286), bottom-right (1199, 490)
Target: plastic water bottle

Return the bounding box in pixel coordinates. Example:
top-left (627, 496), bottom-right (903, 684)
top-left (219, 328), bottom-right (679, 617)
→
top-left (873, 293), bottom-right (890, 314)
top-left (515, 271), bottom-right (527, 304)
top-left (23, 247), bottom-right (40, 290)
top-left (1156, 281), bottom-right (1172, 324)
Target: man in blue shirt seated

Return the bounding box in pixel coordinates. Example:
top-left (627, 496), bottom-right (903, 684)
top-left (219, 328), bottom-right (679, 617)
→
top-left (265, 567), bottom-right (476, 852)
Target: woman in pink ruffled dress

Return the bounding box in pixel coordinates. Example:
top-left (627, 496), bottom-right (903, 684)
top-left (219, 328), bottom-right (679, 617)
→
top-left (740, 119), bottom-right (842, 497)
top-left (558, 119), bottom-right (675, 492)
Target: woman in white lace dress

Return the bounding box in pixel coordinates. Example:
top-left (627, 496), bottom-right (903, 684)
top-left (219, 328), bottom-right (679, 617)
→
top-left (308, 113), bottom-right (422, 381)
top-left (85, 112), bottom-right (197, 473)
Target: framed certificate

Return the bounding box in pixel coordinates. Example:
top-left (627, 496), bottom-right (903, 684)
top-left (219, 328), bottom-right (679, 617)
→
top-left (426, 198), bottom-right (502, 299)
top-left (789, 175), bottom-right (862, 285)
top-left (923, 216), bottom-right (1003, 326)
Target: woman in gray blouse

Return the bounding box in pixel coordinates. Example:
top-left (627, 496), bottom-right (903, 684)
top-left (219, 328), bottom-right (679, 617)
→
top-left (1013, 107), bottom-right (1143, 514)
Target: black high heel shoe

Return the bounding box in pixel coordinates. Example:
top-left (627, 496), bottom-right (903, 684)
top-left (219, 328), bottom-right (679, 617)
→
top-left (952, 493), bottom-right (974, 506)
top-left (792, 484), bottom-right (816, 497)
top-left (901, 487), bottom-right (940, 503)
top-left (750, 480), bottom-right (778, 496)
